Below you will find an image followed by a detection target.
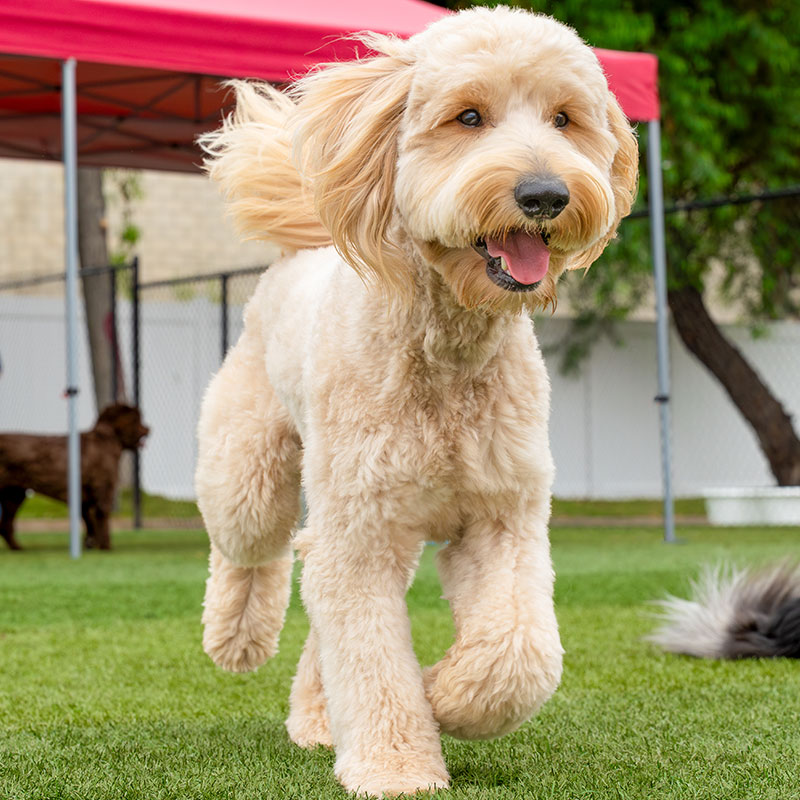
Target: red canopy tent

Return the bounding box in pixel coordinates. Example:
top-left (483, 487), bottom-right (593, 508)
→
top-left (0, 0), bottom-right (659, 170)
top-left (0, 0), bottom-right (673, 551)
top-left (0, 0), bottom-right (450, 170)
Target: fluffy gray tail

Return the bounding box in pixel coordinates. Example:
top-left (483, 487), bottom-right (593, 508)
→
top-left (648, 563), bottom-right (800, 659)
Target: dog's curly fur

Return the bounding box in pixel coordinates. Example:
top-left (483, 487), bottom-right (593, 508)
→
top-left (0, 404), bottom-right (149, 550)
top-left (196, 7), bottom-right (637, 796)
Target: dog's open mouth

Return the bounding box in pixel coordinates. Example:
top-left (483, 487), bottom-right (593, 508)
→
top-left (472, 230), bottom-right (551, 292)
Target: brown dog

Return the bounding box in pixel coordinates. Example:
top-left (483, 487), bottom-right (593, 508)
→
top-left (0, 404), bottom-right (149, 550)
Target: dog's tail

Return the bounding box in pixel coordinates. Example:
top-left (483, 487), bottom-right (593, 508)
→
top-left (648, 562), bottom-right (800, 659)
top-left (199, 82), bottom-right (332, 254)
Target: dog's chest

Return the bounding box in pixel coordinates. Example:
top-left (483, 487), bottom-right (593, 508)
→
top-left (310, 330), bottom-right (552, 530)
top-left (380, 373), bottom-right (547, 498)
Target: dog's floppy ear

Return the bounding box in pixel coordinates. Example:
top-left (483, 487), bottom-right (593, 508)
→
top-left (292, 37), bottom-right (415, 294)
top-left (97, 404), bottom-right (127, 424)
top-left (569, 93), bottom-right (638, 271)
top-left (606, 94), bottom-right (639, 227)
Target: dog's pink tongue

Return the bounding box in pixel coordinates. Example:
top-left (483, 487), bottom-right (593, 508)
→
top-left (486, 232), bottom-right (550, 285)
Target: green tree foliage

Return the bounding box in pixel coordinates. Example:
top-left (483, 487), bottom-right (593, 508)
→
top-left (439, 0), bottom-right (800, 482)
top-left (105, 169), bottom-right (143, 267)
top-left (454, 0), bottom-right (800, 357)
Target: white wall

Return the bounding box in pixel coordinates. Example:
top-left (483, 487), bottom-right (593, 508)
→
top-left (1, 294), bottom-right (798, 499)
top-left (535, 317), bottom-right (798, 496)
top-left (0, 295), bottom-right (97, 431)
top-left (0, 160), bottom-right (277, 284)
top-left (0, 294), bottom-right (220, 500)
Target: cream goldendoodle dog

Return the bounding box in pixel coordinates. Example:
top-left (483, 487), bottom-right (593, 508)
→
top-left (196, 6), bottom-right (637, 796)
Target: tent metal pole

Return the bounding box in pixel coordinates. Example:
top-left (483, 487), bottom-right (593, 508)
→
top-left (62, 58), bottom-right (82, 559)
top-left (647, 119), bottom-right (676, 543)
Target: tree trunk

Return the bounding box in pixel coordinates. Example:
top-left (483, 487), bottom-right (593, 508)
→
top-left (668, 286), bottom-right (800, 485)
top-left (78, 167), bottom-right (134, 494)
top-left (77, 167), bottom-right (116, 411)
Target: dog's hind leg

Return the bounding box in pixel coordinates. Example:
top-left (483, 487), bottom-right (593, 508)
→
top-left (196, 320), bottom-right (301, 673)
top-left (0, 487), bottom-right (26, 550)
top-left (285, 625), bottom-right (332, 748)
top-left (83, 502), bottom-right (112, 550)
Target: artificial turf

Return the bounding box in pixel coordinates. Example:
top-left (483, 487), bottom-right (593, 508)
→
top-left (1, 526), bottom-right (799, 799)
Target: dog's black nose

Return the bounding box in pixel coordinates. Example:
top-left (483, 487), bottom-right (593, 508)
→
top-left (514, 177), bottom-right (570, 219)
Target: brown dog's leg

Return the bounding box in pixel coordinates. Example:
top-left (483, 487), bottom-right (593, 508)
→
top-left (83, 503), bottom-right (112, 550)
top-left (95, 508), bottom-right (112, 550)
top-left (0, 487), bottom-right (26, 550)
top-left (82, 502), bottom-right (97, 549)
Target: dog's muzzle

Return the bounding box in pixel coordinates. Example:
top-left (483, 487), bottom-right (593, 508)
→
top-left (473, 231), bottom-right (551, 293)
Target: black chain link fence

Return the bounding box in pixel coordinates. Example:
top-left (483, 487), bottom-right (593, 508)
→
top-left (136, 266), bottom-right (262, 527)
top-left (0, 262), bottom-right (264, 535)
top-left (1, 188), bottom-right (798, 538)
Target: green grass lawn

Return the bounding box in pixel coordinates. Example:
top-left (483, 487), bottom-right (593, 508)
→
top-left (17, 490), bottom-right (200, 520)
top-left (551, 496), bottom-right (707, 520)
top-left (17, 492), bottom-right (705, 524)
top-left (1, 526), bottom-right (799, 799)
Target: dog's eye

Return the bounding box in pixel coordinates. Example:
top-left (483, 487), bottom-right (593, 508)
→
top-left (554, 112), bottom-right (569, 129)
top-left (457, 109), bottom-right (482, 127)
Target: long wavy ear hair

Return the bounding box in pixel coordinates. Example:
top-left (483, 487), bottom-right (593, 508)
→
top-left (291, 35), bottom-right (416, 295)
top-left (569, 93), bottom-right (639, 272)
top-left (199, 82), bottom-right (333, 253)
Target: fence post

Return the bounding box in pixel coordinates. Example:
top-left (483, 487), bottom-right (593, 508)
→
top-left (220, 272), bottom-right (229, 363)
top-left (132, 256), bottom-right (142, 529)
top-left (110, 265), bottom-right (118, 402)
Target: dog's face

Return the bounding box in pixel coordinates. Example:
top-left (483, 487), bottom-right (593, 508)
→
top-left (97, 404), bottom-right (150, 450)
top-left (294, 8), bottom-right (638, 313)
top-left (395, 12), bottom-right (638, 312)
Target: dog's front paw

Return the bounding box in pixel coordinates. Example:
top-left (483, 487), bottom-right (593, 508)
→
top-left (202, 554), bottom-right (293, 673)
top-left (202, 619), bottom-right (277, 673)
top-left (336, 757), bottom-right (449, 797)
top-left (2, 536), bottom-right (22, 550)
top-left (424, 639), bottom-right (561, 740)
top-left (424, 656), bottom-right (517, 740)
